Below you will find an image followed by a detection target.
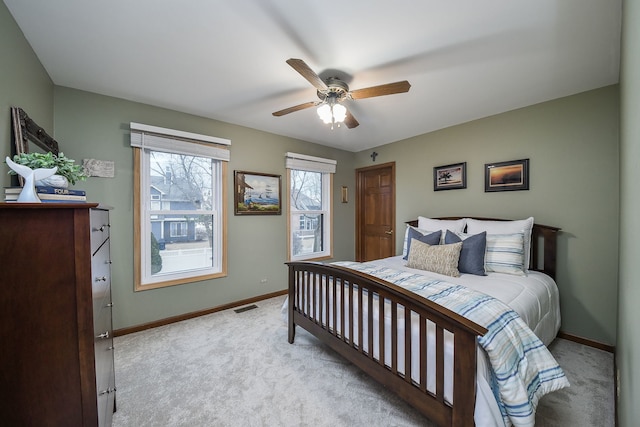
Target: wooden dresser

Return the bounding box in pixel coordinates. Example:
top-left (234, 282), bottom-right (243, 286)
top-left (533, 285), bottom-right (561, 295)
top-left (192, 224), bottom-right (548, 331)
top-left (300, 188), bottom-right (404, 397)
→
top-left (0, 203), bottom-right (116, 426)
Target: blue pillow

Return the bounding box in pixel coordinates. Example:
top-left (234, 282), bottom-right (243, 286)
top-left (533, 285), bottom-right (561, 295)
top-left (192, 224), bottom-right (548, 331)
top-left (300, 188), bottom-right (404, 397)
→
top-left (444, 230), bottom-right (487, 276)
top-left (403, 229), bottom-right (441, 260)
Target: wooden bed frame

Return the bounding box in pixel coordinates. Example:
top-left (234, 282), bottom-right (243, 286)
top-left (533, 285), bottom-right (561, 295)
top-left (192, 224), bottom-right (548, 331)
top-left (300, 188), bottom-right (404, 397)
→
top-left (286, 218), bottom-right (560, 427)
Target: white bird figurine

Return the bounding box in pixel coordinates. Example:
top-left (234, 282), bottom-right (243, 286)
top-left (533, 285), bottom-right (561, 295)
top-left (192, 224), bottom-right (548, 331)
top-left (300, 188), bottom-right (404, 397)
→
top-left (5, 156), bottom-right (58, 202)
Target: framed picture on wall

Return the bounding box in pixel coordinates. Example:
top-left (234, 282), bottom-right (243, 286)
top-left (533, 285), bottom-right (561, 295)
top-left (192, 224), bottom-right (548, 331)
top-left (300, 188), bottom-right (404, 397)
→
top-left (234, 170), bottom-right (282, 215)
top-left (484, 158), bottom-right (529, 192)
top-left (433, 162), bottom-right (467, 191)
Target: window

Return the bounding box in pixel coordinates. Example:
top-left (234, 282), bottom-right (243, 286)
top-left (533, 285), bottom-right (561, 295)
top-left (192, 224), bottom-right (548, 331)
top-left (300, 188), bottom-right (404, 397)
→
top-left (170, 221), bottom-right (188, 237)
top-left (131, 123), bottom-right (230, 290)
top-left (286, 152), bottom-right (336, 261)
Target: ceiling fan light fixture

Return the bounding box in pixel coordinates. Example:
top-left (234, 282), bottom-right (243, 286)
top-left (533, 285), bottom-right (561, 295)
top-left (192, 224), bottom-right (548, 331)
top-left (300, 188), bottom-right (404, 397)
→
top-left (317, 98), bottom-right (347, 129)
top-left (317, 104), bottom-right (333, 124)
top-left (333, 103), bottom-right (347, 123)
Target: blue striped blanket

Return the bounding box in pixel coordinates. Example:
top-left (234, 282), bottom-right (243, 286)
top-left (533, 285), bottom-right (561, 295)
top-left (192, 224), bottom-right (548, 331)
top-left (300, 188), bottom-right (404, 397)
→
top-left (333, 261), bottom-right (569, 427)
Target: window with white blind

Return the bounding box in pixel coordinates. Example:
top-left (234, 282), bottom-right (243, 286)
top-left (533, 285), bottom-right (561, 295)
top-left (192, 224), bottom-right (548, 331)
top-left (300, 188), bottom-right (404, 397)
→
top-left (286, 152), bottom-right (335, 261)
top-left (131, 123), bottom-right (230, 290)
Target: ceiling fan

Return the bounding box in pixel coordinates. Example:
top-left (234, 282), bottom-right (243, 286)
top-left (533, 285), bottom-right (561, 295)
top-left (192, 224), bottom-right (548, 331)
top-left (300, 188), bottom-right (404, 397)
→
top-left (272, 58), bottom-right (411, 129)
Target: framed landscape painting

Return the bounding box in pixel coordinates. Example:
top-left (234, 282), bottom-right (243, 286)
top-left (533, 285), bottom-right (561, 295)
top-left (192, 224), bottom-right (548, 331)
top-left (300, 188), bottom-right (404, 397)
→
top-left (433, 162), bottom-right (467, 191)
top-left (485, 159), bottom-right (529, 192)
top-left (234, 171), bottom-right (281, 215)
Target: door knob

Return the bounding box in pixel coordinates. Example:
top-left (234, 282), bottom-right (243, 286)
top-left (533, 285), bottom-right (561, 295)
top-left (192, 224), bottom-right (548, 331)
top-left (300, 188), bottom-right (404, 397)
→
top-left (385, 230), bottom-right (394, 235)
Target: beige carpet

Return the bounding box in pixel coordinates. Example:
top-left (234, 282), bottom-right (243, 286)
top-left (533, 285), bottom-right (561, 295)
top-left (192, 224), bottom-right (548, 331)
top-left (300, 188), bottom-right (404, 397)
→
top-left (112, 296), bottom-right (614, 426)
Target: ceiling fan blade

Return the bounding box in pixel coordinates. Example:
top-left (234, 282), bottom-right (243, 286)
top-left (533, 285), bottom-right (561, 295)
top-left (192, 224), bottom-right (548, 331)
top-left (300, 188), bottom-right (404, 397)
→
top-left (344, 109), bottom-right (359, 129)
top-left (272, 101), bottom-right (318, 117)
top-left (286, 58), bottom-right (328, 92)
top-left (349, 80), bottom-right (411, 100)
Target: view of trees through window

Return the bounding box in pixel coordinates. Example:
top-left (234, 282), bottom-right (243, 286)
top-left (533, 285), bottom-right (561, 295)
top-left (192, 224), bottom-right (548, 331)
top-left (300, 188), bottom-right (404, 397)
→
top-left (290, 170), bottom-right (324, 257)
top-left (148, 151), bottom-right (216, 276)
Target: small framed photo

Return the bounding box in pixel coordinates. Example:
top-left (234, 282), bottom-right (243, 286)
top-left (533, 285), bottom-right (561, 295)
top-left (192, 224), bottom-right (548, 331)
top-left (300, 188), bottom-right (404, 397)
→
top-left (484, 159), bottom-right (529, 192)
top-left (433, 162), bottom-right (467, 191)
top-left (234, 171), bottom-right (282, 215)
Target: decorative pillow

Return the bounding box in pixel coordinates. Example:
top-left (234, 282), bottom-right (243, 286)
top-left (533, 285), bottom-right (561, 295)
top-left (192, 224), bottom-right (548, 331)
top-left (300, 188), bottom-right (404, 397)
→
top-left (444, 230), bottom-right (487, 276)
top-left (402, 225), bottom-right (435, 258)
top-left (403, 229), bottom-right (441, 260)
top-left (465, 217), bottom-right (534, 270)
top-left (418, 216), bottom-right (466, 234)
top-left (406, 239), bottom-right (463, 277)
top-left (484, 233), bottom-right (526, 276)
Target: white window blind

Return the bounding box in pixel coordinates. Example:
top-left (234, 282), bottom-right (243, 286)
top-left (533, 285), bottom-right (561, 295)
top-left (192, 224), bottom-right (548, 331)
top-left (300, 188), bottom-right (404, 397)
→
top-left (285, 152), bottom-right (336, 173)
top-left (131, 122), bottom-right (231, 161)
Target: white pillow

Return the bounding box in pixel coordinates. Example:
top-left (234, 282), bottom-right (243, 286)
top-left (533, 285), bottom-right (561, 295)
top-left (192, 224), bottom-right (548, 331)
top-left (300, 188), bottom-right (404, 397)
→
top-left (465, 217), bottom-right (534, 270)
top-left (484, 233), bottom-right (526, 276)
top-left (417, 216), bottom-right (466, 234)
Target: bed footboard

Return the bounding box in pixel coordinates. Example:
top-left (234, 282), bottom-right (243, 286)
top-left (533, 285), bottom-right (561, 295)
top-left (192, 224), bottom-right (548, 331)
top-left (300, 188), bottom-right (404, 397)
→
top-left (286, 261), bottom-right (487, 427)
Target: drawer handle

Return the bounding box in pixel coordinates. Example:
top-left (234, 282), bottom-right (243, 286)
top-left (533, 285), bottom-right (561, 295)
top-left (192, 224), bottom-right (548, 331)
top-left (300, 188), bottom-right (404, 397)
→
top-left (95, 276), bottom-right (107, 282)
top-left (97, 331), bottom-right (110, 339)
top-left (99, 387), bottom-right (116, 396)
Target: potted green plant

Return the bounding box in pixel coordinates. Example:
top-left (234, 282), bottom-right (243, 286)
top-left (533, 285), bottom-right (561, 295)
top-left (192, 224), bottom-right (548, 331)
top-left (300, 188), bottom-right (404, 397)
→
top-left (8, 152), bottom-right (88, 187)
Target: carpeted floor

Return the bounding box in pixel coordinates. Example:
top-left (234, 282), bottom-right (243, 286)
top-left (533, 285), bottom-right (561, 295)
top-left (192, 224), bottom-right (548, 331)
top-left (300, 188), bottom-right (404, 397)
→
top-left (112, 296), bottom-right (614, 426)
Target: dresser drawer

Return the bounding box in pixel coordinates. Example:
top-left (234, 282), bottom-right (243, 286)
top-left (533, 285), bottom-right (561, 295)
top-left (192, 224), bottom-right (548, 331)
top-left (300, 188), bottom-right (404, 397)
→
top-left (92, 241), bottom-right (112, 314)
top-left (94, 303), bottom-right (115, 427)
top-left (90, 209), bottom-right (110, 254)
top-left (94, 305), bottom-right (114, 387)
top-left (94, 285), bottom-right (112, 329)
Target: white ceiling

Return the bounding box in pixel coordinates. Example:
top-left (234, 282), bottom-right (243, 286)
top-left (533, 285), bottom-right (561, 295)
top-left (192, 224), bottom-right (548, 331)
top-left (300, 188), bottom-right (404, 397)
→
top-left (4, 0), bottom-right (621, 152)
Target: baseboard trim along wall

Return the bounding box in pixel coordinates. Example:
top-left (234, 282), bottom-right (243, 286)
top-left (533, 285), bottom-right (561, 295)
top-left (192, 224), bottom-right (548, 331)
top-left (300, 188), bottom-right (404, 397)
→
top-left (113, 289), bottom-right (288, 337)
top-left (558, 330), bottom-right (615, 353)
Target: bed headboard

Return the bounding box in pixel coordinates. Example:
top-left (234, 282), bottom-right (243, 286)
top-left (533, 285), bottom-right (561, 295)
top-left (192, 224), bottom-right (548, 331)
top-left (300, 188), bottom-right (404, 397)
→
top-left (405, 217), bottom-right (561, 279)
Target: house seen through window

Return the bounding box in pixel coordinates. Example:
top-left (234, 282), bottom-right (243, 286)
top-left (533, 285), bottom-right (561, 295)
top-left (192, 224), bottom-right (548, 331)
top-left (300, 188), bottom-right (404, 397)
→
top-left (131, 123), bottom-right (229, 290)
top-left (286, 153), bottom-right (335, 261)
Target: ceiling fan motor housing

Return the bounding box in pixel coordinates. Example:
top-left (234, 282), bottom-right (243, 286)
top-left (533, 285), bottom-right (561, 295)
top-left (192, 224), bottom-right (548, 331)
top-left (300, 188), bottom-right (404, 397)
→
top-left (317, 77), bottom-right (349, 103)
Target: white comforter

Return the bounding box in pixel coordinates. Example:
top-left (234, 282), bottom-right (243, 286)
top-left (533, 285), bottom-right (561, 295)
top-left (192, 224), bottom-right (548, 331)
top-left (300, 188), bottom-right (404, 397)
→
top-left (372, 256), bottom-right (562, 346)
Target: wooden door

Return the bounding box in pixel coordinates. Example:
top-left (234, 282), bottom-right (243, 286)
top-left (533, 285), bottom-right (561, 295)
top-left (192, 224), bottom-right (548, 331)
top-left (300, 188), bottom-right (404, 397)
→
top-left (356, 162), bottom-right (396, 261)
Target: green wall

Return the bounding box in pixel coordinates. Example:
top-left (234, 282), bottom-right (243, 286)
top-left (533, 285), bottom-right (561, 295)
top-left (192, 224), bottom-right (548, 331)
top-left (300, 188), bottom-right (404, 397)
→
top-left (52, 87), bottom-right (356, 329)
top-left (354, 85), bottom-right (620, 346)
top-left (1, 0), bottom-right (625, 356)
top-left (617, 0), bottom-right (640, 424)
top-left (0, 1), bottom-right (53, 186)
top-left (53, 85), bottom-right (620, 342)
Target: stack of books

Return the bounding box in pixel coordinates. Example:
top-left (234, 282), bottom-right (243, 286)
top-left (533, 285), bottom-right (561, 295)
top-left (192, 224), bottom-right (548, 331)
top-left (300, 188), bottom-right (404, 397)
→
top-left (4, 186), bottom-right (87, 202)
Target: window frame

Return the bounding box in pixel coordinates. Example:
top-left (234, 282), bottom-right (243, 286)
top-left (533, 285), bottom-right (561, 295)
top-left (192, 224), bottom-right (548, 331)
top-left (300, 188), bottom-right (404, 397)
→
top-left (132, 126), bottom-right (229, 291)
top-left (287, 168), bottom-right (333, 262)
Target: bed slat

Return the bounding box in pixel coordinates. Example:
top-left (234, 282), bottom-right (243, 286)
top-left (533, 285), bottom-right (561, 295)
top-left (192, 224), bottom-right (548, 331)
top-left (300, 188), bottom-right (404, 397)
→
top-left (404, 307), bottom-right (412, 384)
top-left (420, 317), bottom-right (427, 393)
top-left (378, 296), bottom-right (385, 366)
top-left (436, 324), bottom-right (445, 403)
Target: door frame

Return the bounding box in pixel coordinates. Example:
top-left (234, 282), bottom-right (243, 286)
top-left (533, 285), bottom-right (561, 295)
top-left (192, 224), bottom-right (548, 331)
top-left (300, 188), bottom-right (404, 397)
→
top-left (355, 161), bottom-right (396, 261)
